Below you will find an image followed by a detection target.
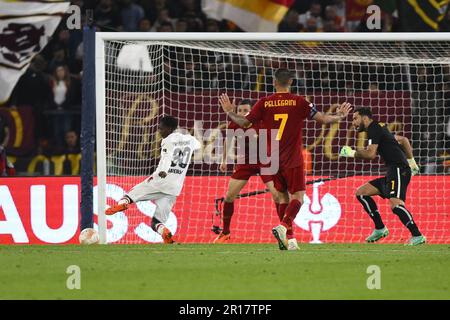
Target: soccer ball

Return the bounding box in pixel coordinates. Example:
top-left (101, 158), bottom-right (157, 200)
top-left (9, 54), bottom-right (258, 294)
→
top-left (79, 228), bottom-right (99, 245)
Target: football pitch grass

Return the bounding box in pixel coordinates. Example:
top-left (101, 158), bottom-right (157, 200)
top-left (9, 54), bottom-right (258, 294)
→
top-left (0, 244), bottom-right (449, 300)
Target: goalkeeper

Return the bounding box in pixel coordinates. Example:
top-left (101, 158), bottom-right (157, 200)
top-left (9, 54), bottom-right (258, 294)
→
top-left (340, 107), bottom-right (425, 245)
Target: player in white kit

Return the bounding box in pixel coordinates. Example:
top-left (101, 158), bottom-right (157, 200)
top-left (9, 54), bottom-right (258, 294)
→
top-left (106, 116), bottom-right (201, 244)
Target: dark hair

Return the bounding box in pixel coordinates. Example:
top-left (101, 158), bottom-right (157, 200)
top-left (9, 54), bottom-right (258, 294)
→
top-left (158, 21), bottom-right (174, 31)
top-left (274, 68), bottom-right (294, 86)
top-left (160, 116), bottom-right (178, 130)
top-left (354, 107), bottom-right (373, 118)
top-left (239, 99), bottom-right (253, 107)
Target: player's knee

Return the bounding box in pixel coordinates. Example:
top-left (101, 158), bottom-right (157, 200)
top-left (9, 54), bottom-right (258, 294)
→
top-left (224, 194), bottom-right (236, 202)
top-left (270, 192), bottom-right (279, 203)
top-left (289, 191), bottom-right (303, 202)
top-left (355, 188), bottom-right (366, 197)
top-left (389, 198), bottom-right (404, 210)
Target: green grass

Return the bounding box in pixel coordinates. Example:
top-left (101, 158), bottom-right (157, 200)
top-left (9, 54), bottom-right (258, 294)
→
top-left (0, 244), bottom-right (449, 300)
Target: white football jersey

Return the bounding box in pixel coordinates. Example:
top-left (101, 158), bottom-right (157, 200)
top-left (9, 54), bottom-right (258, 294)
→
top-left (151, 131), bottom-right (201, 196)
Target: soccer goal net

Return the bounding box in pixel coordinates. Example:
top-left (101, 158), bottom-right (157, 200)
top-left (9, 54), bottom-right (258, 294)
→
top-left (95, 33), bottom-right (450, 245)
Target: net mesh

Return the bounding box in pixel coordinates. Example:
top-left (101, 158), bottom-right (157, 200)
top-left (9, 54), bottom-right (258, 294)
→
top-left (98, 39), bottom-right (450, 244)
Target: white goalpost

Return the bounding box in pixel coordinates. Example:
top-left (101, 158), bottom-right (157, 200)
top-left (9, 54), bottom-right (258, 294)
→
top-left (95, 33), bottom-right (450, 245)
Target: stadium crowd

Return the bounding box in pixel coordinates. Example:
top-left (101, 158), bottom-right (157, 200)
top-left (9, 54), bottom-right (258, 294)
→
top-left (0, 0), bottom-right (449, 176)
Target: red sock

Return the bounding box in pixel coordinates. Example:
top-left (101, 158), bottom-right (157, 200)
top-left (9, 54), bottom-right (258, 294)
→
top-left (277, 203), bottom-right (288, 221)
top-left (282, 200), bottom-right (302, 231)
top-left (222, 201), bottom-right (234, 234)
top-left (276, 202), bottom-right (294, 239)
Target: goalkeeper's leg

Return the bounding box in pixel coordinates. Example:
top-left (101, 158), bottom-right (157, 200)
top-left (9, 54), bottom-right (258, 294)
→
top-left (356, 182), bottom-right (388, 242)
top-left (387, 168), bottom-right (425, 245)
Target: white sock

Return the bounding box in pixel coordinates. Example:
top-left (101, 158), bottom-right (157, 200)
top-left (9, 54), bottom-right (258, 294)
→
top-left (118, 197), bottom-right (131, 205)
top-left (156, 223), bottom-right (165, 235)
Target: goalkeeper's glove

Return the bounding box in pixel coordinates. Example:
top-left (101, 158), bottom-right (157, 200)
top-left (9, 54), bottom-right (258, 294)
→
top-left (408, 158), bottom-right (420, 175)
top-left (339, 146), bottom-right (356, 158)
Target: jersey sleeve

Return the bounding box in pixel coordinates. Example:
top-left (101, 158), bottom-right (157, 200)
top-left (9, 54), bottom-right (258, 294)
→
top-left (190, 135), bottom-right (202, 151)
top-left (297, 96), bottom-right (315, 119)
top-left (368, 124), bottom-right (382, 145)
top-left (245, 98), bottom-right (264, 124)
top-left (308, 102), bottom-right (318, 119)
top-left (158, 138), bottom-right (174, 173)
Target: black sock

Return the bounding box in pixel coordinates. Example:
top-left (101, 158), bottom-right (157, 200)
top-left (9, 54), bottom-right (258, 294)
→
top-left (392, 205), bottom-right (421, 237)
top-left (357, 195), bottom-right (385, 230)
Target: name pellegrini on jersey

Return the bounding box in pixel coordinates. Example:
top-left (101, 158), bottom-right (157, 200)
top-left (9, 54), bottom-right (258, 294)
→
top-left (264, 99), bottom-right (297, 108)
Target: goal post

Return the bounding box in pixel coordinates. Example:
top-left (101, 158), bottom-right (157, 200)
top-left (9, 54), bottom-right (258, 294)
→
top-left (95, 32), bottom-right (450, 245)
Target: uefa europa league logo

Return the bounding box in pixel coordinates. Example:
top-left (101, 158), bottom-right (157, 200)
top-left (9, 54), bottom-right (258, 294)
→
top-left (294, 182), bottom-right (341, 243)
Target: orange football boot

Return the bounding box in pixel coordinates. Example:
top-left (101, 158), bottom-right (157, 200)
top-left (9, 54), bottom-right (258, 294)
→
top-left (161, 227), bottom-right (175, 244)
top-left (213, 232), bottom-right (230, 243)
top-left (105, 203), bottom-right (129, 215)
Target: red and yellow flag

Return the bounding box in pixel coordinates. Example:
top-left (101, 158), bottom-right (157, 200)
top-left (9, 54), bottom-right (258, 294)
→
top-left (202, 0), bottom-right (295, 32)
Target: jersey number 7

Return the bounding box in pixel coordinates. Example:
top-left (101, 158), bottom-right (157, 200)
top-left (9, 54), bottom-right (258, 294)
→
top-left (274, 113), bottom-right (288, 140)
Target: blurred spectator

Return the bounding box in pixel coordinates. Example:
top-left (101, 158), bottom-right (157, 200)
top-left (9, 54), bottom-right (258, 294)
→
top-left (205, 19), bottom-right (220, 32)
top-left (151, 8), bottom-right (174, 31)
top-left (0, 115), bottom-right (9, 177)
top-left (138, 18), bottom-right (153, 32)
top-left (50, 65), bottom-right (76, 109)
top-left (299, 2), bottom-right (323, 30)
top-left (64, 130), bottom-right (81, 154)
top-left (324, 5), bottom-right (345, 31)
top-left (49, 65), bottom-right (79, 147)
top-left (95, 0), bottom-right (121, 30)
top-left (47, 43), bottom-right (68, 73)
top-left (0, 114), bottom-right (14, 176)
top-left (278, 9), bottom-right (303, 32)
top-left (9, 55), bottom-right (52, 141)
top-left (175, 19), bottom-right (189, 32)
top-left (0, 114), bottom-right (9, 158)
top-left (183, 11), bottom-right (205, 31)
top-left (120, 0), bottom-right (145, 31)
top-left (53, 130), bottom-right (81, 156)
top-left (140, 0), bottom-right (167, 23)
top-left (323, 20), bottom-right (339, 32)
top-left (302, 17), bottom-right (320, 32)
top-left (168, 0), bottom-right (201, 19)
top-left (0, 115), bottom-right (9, 153)
top-left (157, 21), bottom-right (174, 32)
top-left (332, 0), bottom-right (346, 22)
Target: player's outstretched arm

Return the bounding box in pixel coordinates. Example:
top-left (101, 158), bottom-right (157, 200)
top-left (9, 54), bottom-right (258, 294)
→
top-left (219, 93), bottom-right (251, 128)
top-left (395, 135), bottom-right (420, 175)
top-left (312, 102), bottom-right (352, 124)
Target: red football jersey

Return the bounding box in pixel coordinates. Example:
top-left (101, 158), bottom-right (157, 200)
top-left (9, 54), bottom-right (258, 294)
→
top-left (246, 92), bottom-right (314, 169)
top-left (227, 121), bottom-right (261, 165)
